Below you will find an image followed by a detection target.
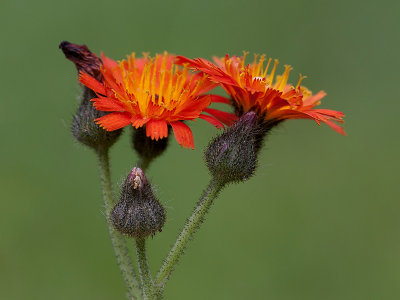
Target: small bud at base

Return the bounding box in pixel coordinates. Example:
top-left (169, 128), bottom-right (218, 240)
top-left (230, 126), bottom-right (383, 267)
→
top-left (111, 167), bottom-right (166, 238)
top-left (71, 88), bottom-right (122, 150)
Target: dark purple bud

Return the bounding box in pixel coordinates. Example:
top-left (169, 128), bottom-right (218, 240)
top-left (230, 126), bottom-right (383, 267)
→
top-left (59, 41), bottom-right (102, 80)
top-left (205, 112), bottom-right (262, 184)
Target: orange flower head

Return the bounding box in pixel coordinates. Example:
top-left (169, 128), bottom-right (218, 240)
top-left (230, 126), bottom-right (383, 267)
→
top-left (79, 52), bottom-right (236, 149)
top-left (177, 53), bottom-right (345, 135)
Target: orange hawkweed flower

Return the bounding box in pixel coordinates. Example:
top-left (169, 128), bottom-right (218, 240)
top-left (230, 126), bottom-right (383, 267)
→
top-left (177, 53), bottom-right (345, 135)
top-left (79, 52), bottom-right (235, 149)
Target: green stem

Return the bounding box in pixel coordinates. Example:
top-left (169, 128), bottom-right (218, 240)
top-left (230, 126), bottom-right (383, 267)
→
top-left (155, 179), bottom-right (224, 294)
top-left (137, 157), bottom-right (151, 172)
top-left (135, 238), bottom-right (155, 300)
top-left (97, 147), bottom-right (142, 300)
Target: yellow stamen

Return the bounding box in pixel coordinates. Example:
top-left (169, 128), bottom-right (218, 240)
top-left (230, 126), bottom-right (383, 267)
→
top-left (138, 62), bottom-right (146, 106)
top-left (252, 54), bottom-right (266, 78)
top-left (158, 52), bottom-right (168, 104)
top-left (258, 54), bottom-right (266, 77)
top-left (139, 59), bottom-right (153, 114)
top-left (143, 59), bottom-right (152, 96)
top-left (186, 74), bottom-right (195, 97)
top-left (296, 74), bottom-right (307, 89)
top-left (119, 60), bottom-right (130, 92)
top-left (174, 65), bottom-right (188, 101)
top-left (225, 58), bottom-right (232, 75)
top-left (241, 51), bottom-right (249, 68)
top-left (127, 52), bottom-right (135, 70)
top-left (150, 55), bottom-right (158, 104)
top-left (142, 52), bottom-right (149, 60)
top-left (252, 54), bottom-right (259, 77)
top-left (165, 63), bottom-right (174, 106)
top-left (238, 71), bottom-right (246, 88)
top-left (268, 59), bottom-right (279, 85)
top-left (262, 58), bottom-right (272, 78)
top-left (276, 65), bottom-right (293, 91)
top-left (121, 54), bottom-right (135, 97)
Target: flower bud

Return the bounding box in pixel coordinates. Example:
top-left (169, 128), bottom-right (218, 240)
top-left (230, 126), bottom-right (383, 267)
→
top-left (111, 168), bottom-right (166, 238)
top-left (59, 41), bottom-right (122, 150)
top-left (71, 88), bottom-right (122, 150)
top-left (132, 127), bottom-right (169, 169)
top-left (205, 112), bottom-right (261, 184)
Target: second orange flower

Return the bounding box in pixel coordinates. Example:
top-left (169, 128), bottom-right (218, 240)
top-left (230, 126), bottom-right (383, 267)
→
top-left (177, 53), bottom-right (345, 135)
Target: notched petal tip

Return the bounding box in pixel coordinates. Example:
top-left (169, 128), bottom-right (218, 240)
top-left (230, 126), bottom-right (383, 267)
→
top-left (95, 112), bottom-right (132, 131)
top-left (146, 120), bottom-right (169, 141)
top-left (79, 72), bottom-right (107, 95)
top-left (171, 122), bottom-right (194, 149)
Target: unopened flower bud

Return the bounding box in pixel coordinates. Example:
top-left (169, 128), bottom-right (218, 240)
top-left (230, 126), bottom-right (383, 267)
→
top-left (132, 127), bottom-right (169, 169)
top-left (205, 112), bottom-right (261, 184)
top-left (59, 41), bottom-right (122, 150)
top-left (70, 88), bottom-right (122, 150)
top-left (111, 168), bottom-right (166, 238)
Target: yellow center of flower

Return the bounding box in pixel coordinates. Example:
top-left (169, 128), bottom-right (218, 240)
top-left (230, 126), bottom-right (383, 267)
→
top-left (115, 52), bottom-right (208, 117)
top-left (224, 52), bottom-right (305, 93)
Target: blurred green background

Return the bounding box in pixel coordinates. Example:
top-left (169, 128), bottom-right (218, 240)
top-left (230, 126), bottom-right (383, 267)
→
top-left (1, 0), bottom-right (399, 299)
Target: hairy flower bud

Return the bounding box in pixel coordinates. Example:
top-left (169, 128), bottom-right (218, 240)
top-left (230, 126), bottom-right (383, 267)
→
top-left (59, 41), bottom-right (122, 150)
top-left (132, 127), bottom-right (169, 169)
top-left (111, 168), bottom-right (166, 238)
top-left (205, 112), bottom-right (262, 184)
top-left (71, 88), bottom-right (122, 150)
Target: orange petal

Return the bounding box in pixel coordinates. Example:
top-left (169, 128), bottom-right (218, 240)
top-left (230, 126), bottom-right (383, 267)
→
top-left (146, 119), bottom-right (168, 141)
top-left (311, 109), bottom-right (345, 119)
top-left (199, 114), bottom-right (224, 129)
top-left (175, 56), bottom-right (198, 67)
top-left (176, 56), bottom-right (236, 86)
top-left (303, 91), bottom-right (327, 106)
top-left (174, 94), bottom-right (211, 117)
top-left (170, 121), bottom-right (194, 149)
top-left (131, 115), bottom-right (150, 128)
top-left (209, 95), bottom-right (232, 104)
top-left (95, 112), bottom-right (132, 131)
top-left (79, 72), bottom-right (106, 95)
top-left (300, 111), bottom-right (346, 135)
top-left (324, 119), bottom-right (346, 136)
top-left (92, 97), bottom-right (125, 111)
top-left (101, 53), bottom-right (118, 70)
top-left (204, 108), bottom-right (237, 126)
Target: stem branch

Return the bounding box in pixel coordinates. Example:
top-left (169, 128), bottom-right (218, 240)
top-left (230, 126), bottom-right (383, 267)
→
top-left (155, 179), bottom-right (224, 293)
top-left (97, 148), bottom-right (142, 300)
top-left (135, 238), bottom-right (154, 300)
top-left (137, 158), bottom-right (151, 173)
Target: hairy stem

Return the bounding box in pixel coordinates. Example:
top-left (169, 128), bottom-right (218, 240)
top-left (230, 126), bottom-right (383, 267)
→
top-left (97, 147), bottom-right (142, 300)
top-left (155, 179), bottom-right (224, 294)
top-left (135, 238), bottom-right (155, 300)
